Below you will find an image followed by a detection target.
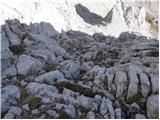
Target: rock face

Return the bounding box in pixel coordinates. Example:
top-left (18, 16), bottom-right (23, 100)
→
top-left (1, 19), bottom-right (159, 119)
top-left (0, 0), bottom-right (159, 39)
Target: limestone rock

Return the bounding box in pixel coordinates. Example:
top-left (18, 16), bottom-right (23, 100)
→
top-left (146, 94), bottom-right (159, 119)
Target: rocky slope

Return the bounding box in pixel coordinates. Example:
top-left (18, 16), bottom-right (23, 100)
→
top-left (0, 0), bottom-right (159, 39)
top-left (1, 19), bottom-right (159, 119)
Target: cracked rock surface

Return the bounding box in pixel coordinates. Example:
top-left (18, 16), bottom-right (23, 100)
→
top-left (1, 19), bottom-right (159, 119)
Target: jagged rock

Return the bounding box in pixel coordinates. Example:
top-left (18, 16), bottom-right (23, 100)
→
top-left (127, 65), bottom-right (139, 100)
top-left (146, 94), bottom-right (159, 119)
top-left (150, 74), bottom-right (159, 93)
top-left (83, 52), bottom-right (93, 61)
top-left (60, 61), bottom-right (80, 77)
top-left (4, 23), bottom-right (21, 45)
top-left (115, 108), bottom-right (121, 119)
top-left (32, 109), bottom-right (38, 115)
top-left (26, 82), bottom-right (59, 103)
top-left (100, 97), bottom-right (115, 118)
top-left (35, 70), bottom-right (65, 84)
top-left (1, 85), bottom-right (20, 113)
top-left (22, 104), bottom-right (30, 111)
top-left (139, 72), bottom-right (150, 97)
top-left (76, 95), bottom-right (93, 110)
top-left (3, 112), bottom-right (15, 119)
top-left (87, 111), bottom-right (96, 119)
top-left (4, 106), bottom-right (22, 119)
top-left (100, 98), bottom-right (108, 116)
top-left (17, 55), bottom-right (43, 76)
top-left (114, 71), bottom-right (127, 98)
top-left (106, 98), bottom-right (115, 119)
top-left (63, 88), bottom-right (80, 98)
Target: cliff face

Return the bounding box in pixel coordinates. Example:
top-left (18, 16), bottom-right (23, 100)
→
top-left (0, 0), bottom-right (159, 38)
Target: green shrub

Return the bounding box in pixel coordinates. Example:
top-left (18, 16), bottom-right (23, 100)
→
top-left (146, 50), bottom-right (159, 57)
top-left (27, 96), bottom-right (42, 109)
top-left (44, 63), bottom-right (59, 72)
top-left (143, 62), bottom-right (150, 67)
top-left (9, 44), bottom-right (26, 54)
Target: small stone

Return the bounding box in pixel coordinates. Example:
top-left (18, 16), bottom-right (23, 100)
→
top-left (22, 104), bottom-right (30, 111)
top-left (115, 108), bottom-right (121, 119)
top-left (32, 109), bottom-right (38, 115)
top-left (35, 70), bottom-right (65, 84)
top-left (4, 112), bottom-right (15, 119)
top-left (87, 111), bottom-right (95, 119)
top-left (135, 114), bottom-right (146, 119)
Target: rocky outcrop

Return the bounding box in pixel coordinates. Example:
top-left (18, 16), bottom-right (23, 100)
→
top-left (1, 19), bottom-right (159, 119)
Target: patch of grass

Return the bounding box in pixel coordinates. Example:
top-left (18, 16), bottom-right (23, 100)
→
top-left (21, 88), bottom-right (29, 98)
top-left (44, 63), bottom-right (59, 72)
top-left (27, 96), bottom-right (42, 110)
top-left (58, 110), bottom-right (70, 119)
top-left (143, 62), bottom-right (150, 67)
top-left (9, 44), bottom-right (26, 54)
top-left (146, 50), bottom-right (159, 57)
top-left (53, 82), bottom-right (100, 97)
top-left (127, 92), bottom-right (143, 104)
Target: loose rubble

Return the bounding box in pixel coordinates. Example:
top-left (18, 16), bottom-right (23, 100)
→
top-left (1, 19), bottom-right (159, 119)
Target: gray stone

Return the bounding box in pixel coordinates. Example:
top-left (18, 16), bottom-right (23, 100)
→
top-left (127, 65), bottom-right (139, 100)
top-left (26, 82), bottom-right (59, 103)
top-left (17, 55), bottom-right (43, 76)
top-left (114, 71), bottom-right (127, 98)
top-left (146, 94), bottom-right (159, 119)
top-left (83, 52), bottom-right (93, 60)
top-left (22, 104), bottom-right (30, 111)
top-left (150, 74), bottom-right (159, 94)
top-left (139, 72), bottom-right (150, 97)
top-left (106, 98), bottom-right (115, 119)
top-left (115, 108), bottom-right (121, 119)
top-left (4, 24), bottom-right (21, 45)
top-left (35, 70), bottom-right (65, 84)
top-left (32, 109), bottom-right (38, 115)
top-left (1, 85), bottom-right (20, 113)
top-left (87, 111), bottom-right (95, 119)
top-left (3, 112), bottom-right (14, 119)
top-left (9, 106), bottom-right (22, 116)
top-left (135, 114), bottom-right (146, 119)
top-left (100, 98), bottom-right (108, 115)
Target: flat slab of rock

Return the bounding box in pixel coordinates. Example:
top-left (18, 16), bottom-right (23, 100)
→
top-left (35, 70), bottom-right (65, 84)
top-left (17, 55), bottom-right (43, 76)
